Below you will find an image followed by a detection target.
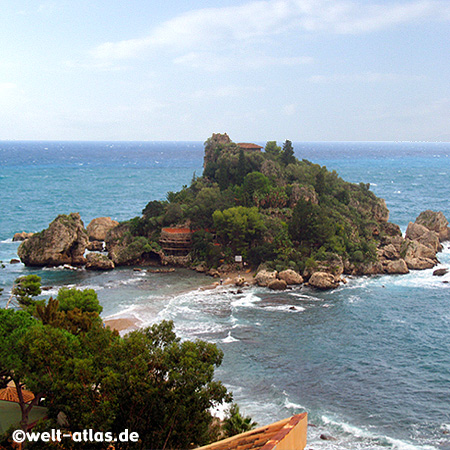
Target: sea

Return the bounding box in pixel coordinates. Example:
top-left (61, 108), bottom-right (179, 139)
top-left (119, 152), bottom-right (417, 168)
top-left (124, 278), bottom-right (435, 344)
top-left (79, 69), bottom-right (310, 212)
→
top-left (0, 140), bottom-right (449, 450)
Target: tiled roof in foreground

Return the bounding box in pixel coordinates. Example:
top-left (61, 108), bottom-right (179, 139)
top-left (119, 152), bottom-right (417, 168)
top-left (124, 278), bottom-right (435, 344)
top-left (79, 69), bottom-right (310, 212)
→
top-left (196, 413), bottom-right (307, 450)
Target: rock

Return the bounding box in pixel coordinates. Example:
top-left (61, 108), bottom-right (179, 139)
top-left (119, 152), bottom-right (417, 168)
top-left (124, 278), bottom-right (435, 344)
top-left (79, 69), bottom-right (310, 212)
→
top-left (86, 217), bottom-right (119, 241)
top-left (381, 243), bottom-right (400, 260)
top-left (405, 222), bottom-right (428, 241)
top-left (87, 240), bottom-right (104, 251)
top-left (194, 263), bottom-right (207, 273)
top-left (13, 232), bottom-right (34, 241)
top-left (416, 230), bottom-right (441, 253)
top-left (433, 268), bottom-right (448, 276)
top-left (401, 239), bottom-right (437, 260)
top-left (10, 258), bottom-right (20, 264)
top-left (308, 272), bottom-right (340, 290)
top-left (268, 279), bottom-right (287, 290)
top-left (372, 198), bottom-right (389, 223)
top-left (415, 210), bottom-right (449, 241)
top-left (235, 276), bottom-right (246, 287)
top-left (304, 254), bottom-right (344, 278)
top-left (320, 434), bottom-right (337, 441)
top-left (85, 253), bottom-right (115, 270)
top-left (380, 222), bottom-right (402, 237)
top-left (405, 257), bottom-right (436, 270)
top-left (17, 213), bottom-right (88, 267)
top-left (133, 268), bottom-right (142, 272)
top-left (207, 269), bottom-right (220, 278)
top-left (255, 269), bottom-right (277, 287)
top-left (384, 259), bottom-right (409, 274)
top-left (278, 269), bottom-right (303, 285)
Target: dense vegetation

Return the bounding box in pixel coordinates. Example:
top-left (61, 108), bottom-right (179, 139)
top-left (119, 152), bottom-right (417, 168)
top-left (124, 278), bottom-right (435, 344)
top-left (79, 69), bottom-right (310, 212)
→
top-left (116, 134), bottom-right (388, 273)
top-left (0, 277), bottom-right (254, 450)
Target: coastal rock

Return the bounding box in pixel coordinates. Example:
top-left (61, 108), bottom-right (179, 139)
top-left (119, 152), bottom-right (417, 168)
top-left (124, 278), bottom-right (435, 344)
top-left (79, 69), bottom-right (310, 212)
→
top-left (207, 269), bottom-right (220, 278)
top-left (106, 223), bottom-right (163, 266)
top-left (194, 263), bottom-right (207, 273)
top-left (380, 222), bottom-right (403, 237)
top-left (268, 279), bottom-right (287, 290)
top-left (433, 268), bottom-right (448, 277)
top-left (234, 276), bottom-right (246, 287)
top-left (87, 240), bottom-right (104, 252)
top-left (372, 198), bottom-right (389, 223)
top-left (255, 269), bottom-right (277, 287)
top-left (278, 269), bottom-right (303, 285)
top-left (416, 230), bottom-right (441, 253)
top-left (405, 257), bottom-right (435, 270)
top-left (304, 254), bottom-right (344, 278)
top-left (401, 239), bottom-right (436, 260)
top-left (384, 259), bottom-right (409, 274)
top-left (381, 244), bottom-right (400, 260)
top-left (85, 253), bottom-right (115, 270)
top-left (10, 259), bottom-right (20, 264)
top-left (415, 210), bottom-right (449, 241)
top-left (86, 217), bottom-right (119, 241)
top-left (13, 232), bottom-right (34, 242)
top-left (405, 222), bottom-right (428, 241)
top-left (308, 272), bottom-right (340, 290)
top-left (17, 213), bottom-right (88, 267)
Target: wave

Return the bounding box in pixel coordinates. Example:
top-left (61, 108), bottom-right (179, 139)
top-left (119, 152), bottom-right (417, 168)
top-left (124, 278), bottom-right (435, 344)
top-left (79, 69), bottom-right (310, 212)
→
top-left (282, 391), bottom-right (305, 411)
top-left (222, 331), bottom-right (239, 343)
top-left (320, 415), bottom-right (437, 450)
top-left (0, 238), bottom-right (13, 244)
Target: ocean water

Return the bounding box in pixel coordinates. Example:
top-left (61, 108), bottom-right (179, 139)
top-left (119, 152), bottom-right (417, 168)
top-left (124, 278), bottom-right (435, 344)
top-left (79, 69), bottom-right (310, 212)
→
top-left (1, 140), bottom-right (450, 450)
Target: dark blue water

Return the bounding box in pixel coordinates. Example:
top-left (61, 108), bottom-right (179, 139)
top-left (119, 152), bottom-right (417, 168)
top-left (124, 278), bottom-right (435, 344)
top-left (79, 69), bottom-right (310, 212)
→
top-left (1, 141), bottom-right (449, 450)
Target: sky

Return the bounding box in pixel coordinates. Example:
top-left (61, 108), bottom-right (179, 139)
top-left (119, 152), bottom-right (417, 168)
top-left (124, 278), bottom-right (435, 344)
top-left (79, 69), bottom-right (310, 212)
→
top-left (0, 0), bottom-right (449, 142)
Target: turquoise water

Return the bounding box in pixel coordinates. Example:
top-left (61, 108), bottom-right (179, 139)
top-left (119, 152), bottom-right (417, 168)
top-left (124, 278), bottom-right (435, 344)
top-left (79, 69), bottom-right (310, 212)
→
top-left (1, 141), bottom-right (449, 450)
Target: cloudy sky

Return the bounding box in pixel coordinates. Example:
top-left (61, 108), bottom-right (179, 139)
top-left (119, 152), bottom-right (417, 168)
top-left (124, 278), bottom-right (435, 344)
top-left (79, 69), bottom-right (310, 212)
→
top-left (1, 0), bottom-right (449, 141)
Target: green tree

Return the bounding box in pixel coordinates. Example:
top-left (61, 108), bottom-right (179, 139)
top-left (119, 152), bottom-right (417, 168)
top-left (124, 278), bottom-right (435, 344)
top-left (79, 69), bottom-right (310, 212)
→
top-left (6, 275), bottom-right (42, 309)
top-left (264, 141), bottom-right (281, 158)
top-left (213, 206), bottom-right (266, 258)
top-left (223, 404), bottom-right (257, 438)
top-left (280, 140), bottom-right (296, 166)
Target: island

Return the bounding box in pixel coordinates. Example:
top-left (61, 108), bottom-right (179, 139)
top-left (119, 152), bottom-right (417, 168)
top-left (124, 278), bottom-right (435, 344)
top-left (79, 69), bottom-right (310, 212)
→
top-left (16, 134), bottom-right (450, 289)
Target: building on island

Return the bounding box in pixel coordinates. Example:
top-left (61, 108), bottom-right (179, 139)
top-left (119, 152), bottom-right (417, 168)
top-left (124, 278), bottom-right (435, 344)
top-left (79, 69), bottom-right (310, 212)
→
top-left (159, 227), bottom-right (193, 257)
top-left (238, 143), bottom-right (263, 152)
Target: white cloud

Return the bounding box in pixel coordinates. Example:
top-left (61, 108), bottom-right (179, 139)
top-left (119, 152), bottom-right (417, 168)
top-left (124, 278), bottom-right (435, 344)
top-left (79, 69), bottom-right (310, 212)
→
top-left (189, 85), bottom-right (264, 100)
top-left (0, 82), bottom-right (17, 93)
top-left (89, 0), bottom-right (447, 65)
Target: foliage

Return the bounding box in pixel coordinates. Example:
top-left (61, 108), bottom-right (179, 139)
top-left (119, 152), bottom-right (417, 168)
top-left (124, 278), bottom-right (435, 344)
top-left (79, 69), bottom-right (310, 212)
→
top-left (213, 207), bottom-right (266, 259)
top-left (0, 280), bottom-right (236, 449)
top-left (222, 403), bottom-right (257, 438)
top-left (9, 275), bottom-right (42, 308)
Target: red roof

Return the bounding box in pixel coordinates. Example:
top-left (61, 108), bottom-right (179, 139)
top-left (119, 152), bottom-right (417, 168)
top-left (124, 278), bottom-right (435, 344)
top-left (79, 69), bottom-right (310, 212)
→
top-left (161, 228), bottom-right (192, 234)
top-left (238, 143), bottom-right (263, 150)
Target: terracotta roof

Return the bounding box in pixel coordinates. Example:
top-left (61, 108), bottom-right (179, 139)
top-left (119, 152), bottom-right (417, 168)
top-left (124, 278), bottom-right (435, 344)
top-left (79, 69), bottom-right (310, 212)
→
top-left (161, 228), bottom-right (192, 234)
top-left (196, 413), bottom-right (307, 450)
top-left (238, 143), bottom-right (264, 150)
top-left (0, 386), bottom-right (35, 404)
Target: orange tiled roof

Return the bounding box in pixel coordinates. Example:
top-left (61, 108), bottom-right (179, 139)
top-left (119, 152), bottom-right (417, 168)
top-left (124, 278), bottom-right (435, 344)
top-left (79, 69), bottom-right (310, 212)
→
top-left (238, 143), bottom-right (263, 150)
top-left (161, 228), bottom-right (192, 234)
top-left (196, 413), bottom-right (307, 450)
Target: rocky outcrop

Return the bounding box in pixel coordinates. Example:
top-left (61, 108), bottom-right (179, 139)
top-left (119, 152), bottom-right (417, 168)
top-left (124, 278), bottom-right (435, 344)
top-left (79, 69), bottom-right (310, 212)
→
top-left (87, 240), bottom-right (104, 251)
top-left (278, 269), bottom-right (303, 285)
top-left (17, 213), bottom-right (88, 267)
top-left (85, 253), bottom-right (115, 270)
top-left (304, 254), bottom-right (344, 278)
top-left (415, 210), bottom-right (450, 242)
top-left (433, 268), bottom-right (448, 276)
top-left (372, 198), bottom-right (389, 223)
top-left (383, 259), bottom-right (409, 274)
top-left (255, 270), bottom-right (277, 287)
top-left (86, 217), bottom-right (119, 241)
top-left (308, 272), bottom-right (341, 290)
top-left (289, 184), bottom-right (318, 208)
top-left (405, 222), bottom-right (441, 252)
top-left (13, 232), bottom-right (34, 242)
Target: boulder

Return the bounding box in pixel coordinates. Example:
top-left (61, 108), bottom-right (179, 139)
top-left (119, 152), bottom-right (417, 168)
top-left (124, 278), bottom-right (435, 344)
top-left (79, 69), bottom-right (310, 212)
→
top-left (405, 222), bottom-right (428, 241)
top-left (268, 279), bottom-right (287, 290)
top-left (86, 217), bottom-right (119, 241)
top-left (17, 213), bottom-right (88, 267)
top-left (207, 269), bottom-right (220, 278)
top-left (304, 254), bottom-right (344, 278)
top-left (372, 198), bottom-right (389, 223)
top-left (384, 259), bottom-right (409, 274)
top-left (415, 210), bottom-right (449, 241)
top-left (416, 230), bottom-right (441, 253)
top-left (85, 253), bottom-right (115, 270)
top-left (433, 268), bottom-right (448, 277)
top-left (13, 232), bottom-right (34, 242)
top-left (405, 257), bottom-right (435, 270)
top-left (255, 269), bottom-right (277, 287)
top-left (235, 276), bottom-right (246, 287)
top-left (278, 269), bottom-right (303, 285)
top-left (308, 272), bottom-right (340, 290)
top-left (380, 222), bottom-right (402, 237)
top-left (10, 259), bottom-right (20, 264)
top-left (401, 239), bottom-right (437, 260)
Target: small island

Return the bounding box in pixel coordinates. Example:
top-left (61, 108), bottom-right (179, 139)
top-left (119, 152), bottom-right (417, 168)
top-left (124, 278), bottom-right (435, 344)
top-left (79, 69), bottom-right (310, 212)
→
top-left (17, 134), bottom-right (450, 289)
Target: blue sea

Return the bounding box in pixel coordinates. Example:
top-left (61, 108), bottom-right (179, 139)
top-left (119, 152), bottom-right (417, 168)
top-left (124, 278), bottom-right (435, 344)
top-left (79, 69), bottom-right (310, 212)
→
top-left (1, 141), bottom-right (449, 450)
